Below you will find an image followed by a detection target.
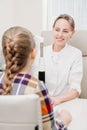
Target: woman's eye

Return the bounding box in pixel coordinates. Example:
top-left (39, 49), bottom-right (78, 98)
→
top-left (63, 30), bottom-right (68, 33)
top-left (55, 29), bottom-right (60, 32)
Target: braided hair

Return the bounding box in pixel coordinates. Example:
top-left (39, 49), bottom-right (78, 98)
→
top-left (2, 26), bottom-right (35, 95)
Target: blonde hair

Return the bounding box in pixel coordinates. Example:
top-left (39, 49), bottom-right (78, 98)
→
top-left (2, 26), bottom-right (35, 95)
top-left (53, 14), bottom-right (75, 31)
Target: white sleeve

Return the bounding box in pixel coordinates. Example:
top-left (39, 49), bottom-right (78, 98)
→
top-left (68, 51), bottom-right (83, 94)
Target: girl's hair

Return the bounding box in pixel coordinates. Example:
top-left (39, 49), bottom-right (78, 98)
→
top-left (2, 26), bottom-right (35, 95)
top-left (53, 14), bottom-right (75, 31)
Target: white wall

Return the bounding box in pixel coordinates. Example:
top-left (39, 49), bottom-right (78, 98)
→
top-left (0, 0), bottom-right (14, 43)
top-left (0, 0), bottom-right (43, 44)
top-left (13, 0), bottom-right (43, 35)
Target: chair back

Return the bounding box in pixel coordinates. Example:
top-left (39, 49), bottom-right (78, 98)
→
top-left (0, 94), bottom-right (43, 130)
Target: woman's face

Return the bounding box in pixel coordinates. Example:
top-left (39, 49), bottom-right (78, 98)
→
top-left (53, 18), bottom-right (74, 48)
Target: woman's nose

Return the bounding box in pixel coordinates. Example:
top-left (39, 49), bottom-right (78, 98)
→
top-left (57, 31), bottom-right (63, 37)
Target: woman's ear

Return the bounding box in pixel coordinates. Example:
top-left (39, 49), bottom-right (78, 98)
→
top-left (70, 30), bottom-right (75, 38)
top-left (72, 30), bottom-right (75, 35)
top-left (29, 49), bottom-right (36, 60)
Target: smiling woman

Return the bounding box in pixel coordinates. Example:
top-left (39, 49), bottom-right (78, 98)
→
top-left (41, 28), bottom-right (87, 130)
top-left (31, 14), bottom-right (83, 105)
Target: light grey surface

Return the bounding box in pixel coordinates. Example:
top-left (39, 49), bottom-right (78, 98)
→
top-left (58, 98), bottom-right (87, 130)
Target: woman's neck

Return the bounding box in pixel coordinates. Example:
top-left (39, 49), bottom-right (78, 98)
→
top-left (52, 43), bottom-right (65, 52)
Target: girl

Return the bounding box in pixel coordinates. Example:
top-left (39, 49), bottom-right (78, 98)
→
top-left (0, 26), bottom-right (71, 130)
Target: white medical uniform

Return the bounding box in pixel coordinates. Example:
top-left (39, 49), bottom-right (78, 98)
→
top-left (30, 43), bottom-right (83, 97)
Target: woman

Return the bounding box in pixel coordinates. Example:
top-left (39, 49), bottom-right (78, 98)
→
top-left (0, 26), bottom-right (71, 130)
top-left (46, 14), bottom-right (83, 105)
top-left (31, 14), bottom-right (83, 106)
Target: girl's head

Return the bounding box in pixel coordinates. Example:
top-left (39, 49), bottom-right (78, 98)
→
top-left (2, 26), bottom-right (35, 95)
top-left (52, 14), bottom-right (75, 49)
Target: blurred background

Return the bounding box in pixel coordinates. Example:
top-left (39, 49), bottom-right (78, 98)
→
top-left (0, 0), bottom-right (87, 39)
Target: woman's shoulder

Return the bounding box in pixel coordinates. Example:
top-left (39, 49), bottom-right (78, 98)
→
top-left (67, 44), bottom-right (82, 55)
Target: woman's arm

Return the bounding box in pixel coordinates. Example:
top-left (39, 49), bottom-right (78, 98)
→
top-left (51, 89), bottom-right (79, 105)
top-left (51, 50), bottom-right (83, 106)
